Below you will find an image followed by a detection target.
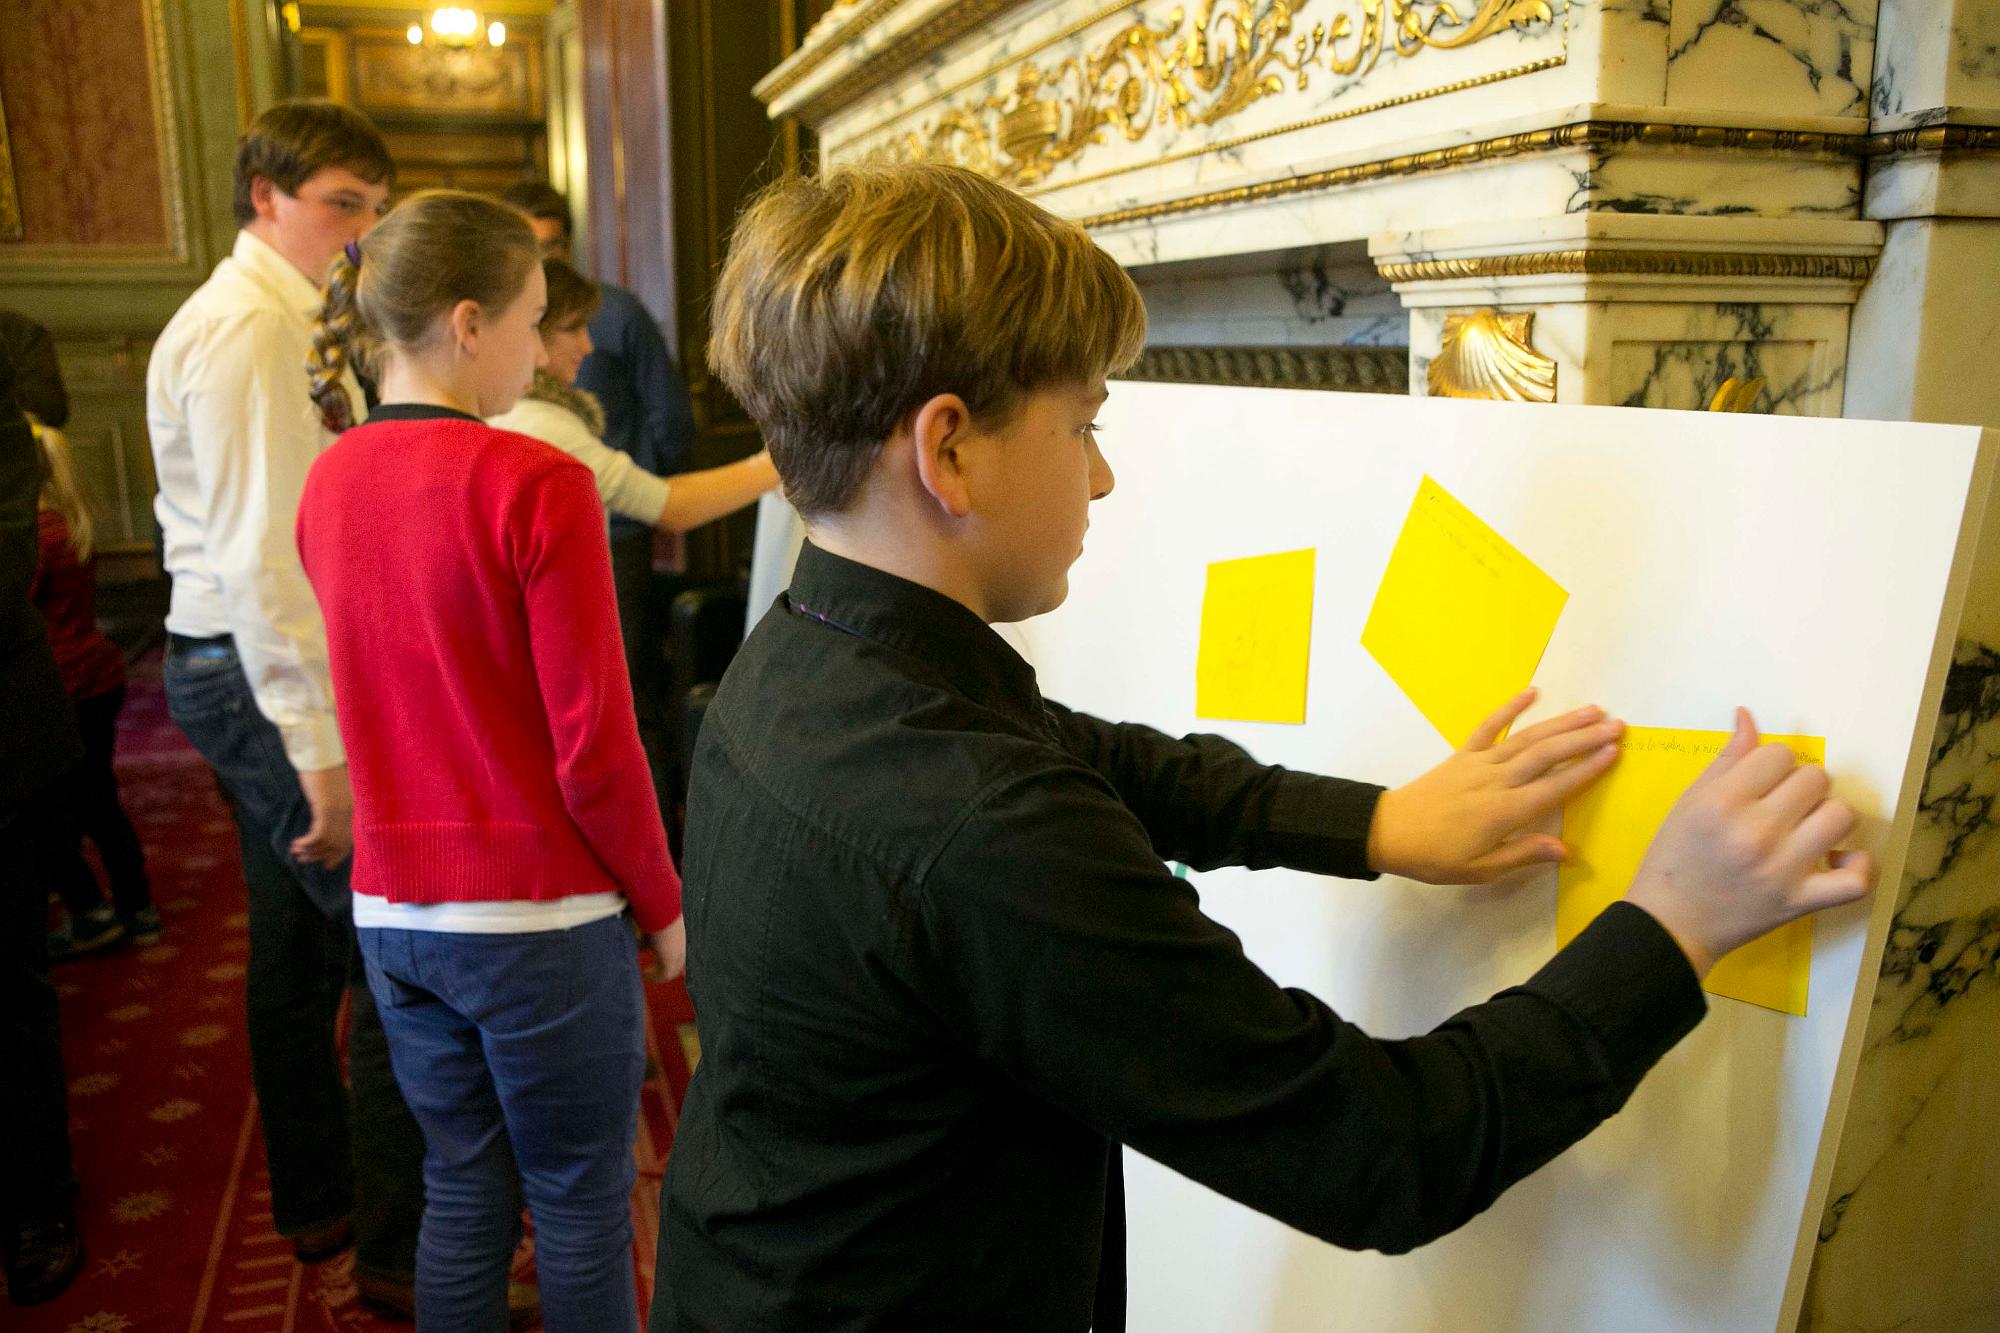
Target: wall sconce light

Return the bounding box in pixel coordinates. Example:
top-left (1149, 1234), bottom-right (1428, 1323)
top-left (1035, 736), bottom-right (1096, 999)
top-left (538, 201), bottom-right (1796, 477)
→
top-left (408, 8), bottom-right (506, 47)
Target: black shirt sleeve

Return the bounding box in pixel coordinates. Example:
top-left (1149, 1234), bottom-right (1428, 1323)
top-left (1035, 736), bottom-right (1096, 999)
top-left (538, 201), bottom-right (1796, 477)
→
top-left (1043, 700), bottom-right (1383, 880)
top-left (906, 760), bottom-right (1706, 1255)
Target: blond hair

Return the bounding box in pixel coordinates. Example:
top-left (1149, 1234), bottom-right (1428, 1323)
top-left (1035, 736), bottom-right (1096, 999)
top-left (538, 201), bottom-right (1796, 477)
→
top-left (34, 422), bottom-right (95, 562)
top-left (309, 189), bottom-right (540, 415)
top-left (709, 163), bottom-right (1147, 516)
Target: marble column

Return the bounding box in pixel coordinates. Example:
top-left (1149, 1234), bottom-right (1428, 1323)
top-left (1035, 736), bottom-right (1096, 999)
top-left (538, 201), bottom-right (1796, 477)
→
top-left (1804, 2), bottom-right (2000, 1328)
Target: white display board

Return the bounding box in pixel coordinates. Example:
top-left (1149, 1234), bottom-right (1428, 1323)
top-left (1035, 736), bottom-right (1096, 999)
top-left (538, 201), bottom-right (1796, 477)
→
top-left (1009, 384), bottom-right (1995, 1333)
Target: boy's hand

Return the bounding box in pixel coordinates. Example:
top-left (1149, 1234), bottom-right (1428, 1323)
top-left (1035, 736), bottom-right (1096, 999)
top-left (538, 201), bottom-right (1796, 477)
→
top-left (1367, 689), bottom-right (1623, 884)
top-left (291, 763), bottom-right (354, 868)
top-left (645, 918), bottom-right (688, 983)
top-left (1623, 708), bottom-right (1875, 978)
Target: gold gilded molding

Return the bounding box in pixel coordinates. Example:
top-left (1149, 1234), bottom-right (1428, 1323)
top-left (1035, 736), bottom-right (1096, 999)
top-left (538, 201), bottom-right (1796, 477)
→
top-left (864, 0), bottom-right (1558, 189)
top-left (1427, 311), bottom-right (1555, 402)
top-left (1379, 252), bottom-right (1876, 282)
top-left (0, 85), bottom-right (20, 241)
top-left (1027, 54), bottom-right (1561, 197)
top-left (1121, 343), bottom-right (1408, 392)
top-left (762, 0), bottom-right (919, 104)
top-left (1078, 119), bottom-right (1865, 230)
top-left (1859, 124), bottom-right (2000, 158)
top-left (1706, 376), bottom-right (1766, 412)
top-left (781, 0), bottom-right (1033, 126)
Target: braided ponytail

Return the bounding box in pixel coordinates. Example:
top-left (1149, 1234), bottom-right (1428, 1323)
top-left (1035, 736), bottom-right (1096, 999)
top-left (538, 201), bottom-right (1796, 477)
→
top-left (309, 245), bottom-right (371, 429)
top-left (301, 191), bottom-right (539, 429)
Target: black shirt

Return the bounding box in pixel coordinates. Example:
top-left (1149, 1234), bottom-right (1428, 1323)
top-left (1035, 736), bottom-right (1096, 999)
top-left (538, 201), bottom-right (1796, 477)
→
top-left (652, 543), bottom-right (1705, 1332)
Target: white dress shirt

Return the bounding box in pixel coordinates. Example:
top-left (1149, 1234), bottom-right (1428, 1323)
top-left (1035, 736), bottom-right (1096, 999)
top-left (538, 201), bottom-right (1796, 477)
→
top-left (486, 395), bottom-right (671, 526)
top-left (147, 230), bottom-right (361, 773)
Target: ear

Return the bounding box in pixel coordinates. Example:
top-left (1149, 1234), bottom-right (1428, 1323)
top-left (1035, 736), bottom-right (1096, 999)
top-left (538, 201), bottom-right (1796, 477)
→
top-left (249, 175), bottom-right (281, 223)
top-left (907, 393), bottom-right (975, 519)
top-left (447, 299), bottom-right (483, 357)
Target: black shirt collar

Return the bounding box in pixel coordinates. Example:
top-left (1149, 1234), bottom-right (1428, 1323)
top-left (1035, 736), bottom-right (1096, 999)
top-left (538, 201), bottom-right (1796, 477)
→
top-left (785, 541), bottom-right (1045, 722)
top-left (366, 402), bottom-right (484, 424)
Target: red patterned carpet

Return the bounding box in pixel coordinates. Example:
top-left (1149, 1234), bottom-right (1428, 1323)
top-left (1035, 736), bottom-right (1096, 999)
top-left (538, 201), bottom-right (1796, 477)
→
top-left (10, 652), bottom-right (698, 1331)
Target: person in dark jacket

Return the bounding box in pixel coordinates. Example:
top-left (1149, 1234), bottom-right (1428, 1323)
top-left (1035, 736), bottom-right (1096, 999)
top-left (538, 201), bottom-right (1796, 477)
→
top-left (0, 309), bottom-right (69, 429)
top-left (0, 336), bottom-right (89, 1307)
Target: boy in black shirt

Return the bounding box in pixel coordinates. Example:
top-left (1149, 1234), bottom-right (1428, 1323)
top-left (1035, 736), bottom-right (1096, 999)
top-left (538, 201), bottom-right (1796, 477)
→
top-left (649, 163), bottom-right (1874, 1332)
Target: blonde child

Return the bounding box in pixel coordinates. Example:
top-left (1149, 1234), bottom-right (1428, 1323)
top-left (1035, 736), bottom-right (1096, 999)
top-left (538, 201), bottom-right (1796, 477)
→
top-left (298, 190), bottom-right (681, 1333)
top-left (648, 163), bottom-right (1874, 1331)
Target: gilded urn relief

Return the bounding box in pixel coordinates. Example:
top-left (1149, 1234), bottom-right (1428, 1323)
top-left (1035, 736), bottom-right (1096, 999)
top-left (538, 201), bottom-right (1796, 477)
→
top-left (853, 0), bottom-right (1563, 190)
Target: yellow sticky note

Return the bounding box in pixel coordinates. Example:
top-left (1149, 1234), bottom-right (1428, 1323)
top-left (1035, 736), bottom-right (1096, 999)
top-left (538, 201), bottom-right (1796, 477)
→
top-left (1196, 548), bottom-right (1315, 724)
top-left (1360, 476), bottom-right (1569, 748)
top-left (1558, 726), bottom-right (1824, 1016)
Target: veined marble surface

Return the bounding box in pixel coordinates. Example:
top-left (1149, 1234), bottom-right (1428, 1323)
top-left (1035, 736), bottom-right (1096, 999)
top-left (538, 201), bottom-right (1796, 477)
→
top-left (1801, 638), bottom-right (2000, 1333)
top-left (1664, 0), bottom-right (1877, 120)
top-left (1134, 243), bottom-right (1408, 348)
top-left (1870, 0), bottom-right (2000, 123)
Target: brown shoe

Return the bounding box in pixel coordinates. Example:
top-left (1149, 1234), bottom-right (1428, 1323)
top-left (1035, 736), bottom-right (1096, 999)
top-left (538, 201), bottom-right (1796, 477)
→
top-left (356, 1272), bottom-right (543, 1329)
top-left (290, 1215), bottom-right (354, 1263)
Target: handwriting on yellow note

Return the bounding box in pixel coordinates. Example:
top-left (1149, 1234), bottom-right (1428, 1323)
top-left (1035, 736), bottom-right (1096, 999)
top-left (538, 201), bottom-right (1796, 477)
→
top-left (1196, 548), bottom-right (1315, 724)
top-left (1360, 476), bottom-right (1567, 748)
top-left (1558, 726), bottom-right (1824, 1016)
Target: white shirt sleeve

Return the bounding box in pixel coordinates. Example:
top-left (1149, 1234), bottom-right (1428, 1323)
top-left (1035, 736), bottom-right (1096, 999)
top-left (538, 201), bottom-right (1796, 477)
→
top-left (177, 309), bottom-right (346, 772)
top-left (493, 399), bottom-right (671, 526)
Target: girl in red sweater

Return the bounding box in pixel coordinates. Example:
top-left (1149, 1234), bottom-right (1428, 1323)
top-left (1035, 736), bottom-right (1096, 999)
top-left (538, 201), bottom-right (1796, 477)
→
top-left (296, 190), bottom-right (681, 1333)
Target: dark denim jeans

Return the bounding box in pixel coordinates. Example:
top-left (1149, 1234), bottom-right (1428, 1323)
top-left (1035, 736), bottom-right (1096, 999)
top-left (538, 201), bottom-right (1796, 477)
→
top-left (0, 782), bottom-right (77, 1229)
top-left (53, 685), bottom-right (154, 919)
top-left (359, 914), bottom-right (645, 1333)
top-left (162, 639), bottom-right (424, 1281)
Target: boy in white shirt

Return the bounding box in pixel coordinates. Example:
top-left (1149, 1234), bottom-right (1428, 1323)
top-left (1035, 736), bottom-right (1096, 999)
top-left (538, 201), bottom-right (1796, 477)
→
top-left (145, 100), bottom-right (439, 1316)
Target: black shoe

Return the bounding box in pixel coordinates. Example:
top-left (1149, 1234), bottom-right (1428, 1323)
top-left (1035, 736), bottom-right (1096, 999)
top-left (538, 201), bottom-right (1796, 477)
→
top-left (290, 1214), bottom-right (353, 1263)
top-left (121, 906), bottom-right (163, 947)
top-left (48, 906), bottom-right (125, 961)
top-left (4, 1216), bottom-right (85, 1306)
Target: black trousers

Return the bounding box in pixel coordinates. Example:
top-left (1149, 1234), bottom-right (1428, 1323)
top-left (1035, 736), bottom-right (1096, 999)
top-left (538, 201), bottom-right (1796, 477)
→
top-left (162, 639), bottom-right (425, 1282)
top-left (52, 685), bottom-right (153, 919)
top-left (0, 781), bottom-right (78, 1227)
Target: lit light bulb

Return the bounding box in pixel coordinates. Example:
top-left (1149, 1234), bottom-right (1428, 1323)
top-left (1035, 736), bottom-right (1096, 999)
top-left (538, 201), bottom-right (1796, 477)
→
top-left (406, 21), bottom-right (422, 43)
top-left (487, 20), bottom-right (505, 46)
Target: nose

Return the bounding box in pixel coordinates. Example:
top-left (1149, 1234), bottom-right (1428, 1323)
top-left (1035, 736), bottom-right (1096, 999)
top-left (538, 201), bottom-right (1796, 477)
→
top-left (534, 334), bottom-right (550, 370)
top-left (579, 330), bottom-right (593, 358)
top-left (1087, 433), bottom-right (1115, 501)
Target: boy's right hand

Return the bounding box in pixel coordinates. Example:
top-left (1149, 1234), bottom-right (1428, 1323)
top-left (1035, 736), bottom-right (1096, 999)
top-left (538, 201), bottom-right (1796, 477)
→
top-left (1623, 707), bottom-right (1876, 978)
top-left (292, 763), bottom-right (354, 868)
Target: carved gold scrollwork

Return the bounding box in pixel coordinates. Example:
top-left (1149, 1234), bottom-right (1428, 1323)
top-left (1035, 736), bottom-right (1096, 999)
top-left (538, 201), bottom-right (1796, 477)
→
top-left (873, 0), bottom-right (1556, 188)
top-left (1427, 311), bottom-right (1557, 402)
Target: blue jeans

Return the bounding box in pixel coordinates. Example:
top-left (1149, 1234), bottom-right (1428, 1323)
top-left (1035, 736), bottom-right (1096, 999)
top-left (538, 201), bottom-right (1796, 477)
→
top-left (359, 914), bottom-right (646, 1333)
top-left (162, 639), bottom-right (424, 1279)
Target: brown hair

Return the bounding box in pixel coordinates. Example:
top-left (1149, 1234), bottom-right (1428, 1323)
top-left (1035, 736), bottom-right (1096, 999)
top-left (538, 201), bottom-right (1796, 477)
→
top-left (234, 100), bottom-right (394, 227)
top-left (307, 190), bottom-right (540, 416)
top-left (708, 162), bottom-right (1147, 516)
top-left (33, 422), bottom-right (94, 561)
top-left (539, 258), bottom-right (601, 332)
top-left (500, 181), bottom-right (573, 239)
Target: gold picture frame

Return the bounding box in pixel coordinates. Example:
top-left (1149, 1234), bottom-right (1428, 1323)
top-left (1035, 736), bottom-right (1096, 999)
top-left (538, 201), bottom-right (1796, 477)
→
top-left (0, 76), bottom-right (22, 241)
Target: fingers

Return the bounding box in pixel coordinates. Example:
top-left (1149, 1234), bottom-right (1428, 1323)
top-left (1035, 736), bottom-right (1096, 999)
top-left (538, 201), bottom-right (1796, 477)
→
top-left (1778, 796), bottom-right (1859, 877)
top-left (1722, 707), bottom-right (1759, 760)
top-left (1464, 688), bottom-right (1538, 752)
top-left (1491, 705), bottom-right (1609, 763)
top-left (1794, 848), bottom-right (1875, 915)
top-left (1501, 717), bottom-right (1623, 783)
top-left (1759, 761), bottom-right (1831, 829)
top-left (1711, 738), bottom-right (1799, 802)
top-left (1510, 739), bottom-right (1622, 814)
top-left (1466, 832), bottom-right (1568, 882)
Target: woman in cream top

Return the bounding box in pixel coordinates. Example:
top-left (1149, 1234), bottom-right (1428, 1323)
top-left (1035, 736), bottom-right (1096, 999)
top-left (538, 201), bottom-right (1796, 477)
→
top-left (489, 259), bottom-right (778, 531)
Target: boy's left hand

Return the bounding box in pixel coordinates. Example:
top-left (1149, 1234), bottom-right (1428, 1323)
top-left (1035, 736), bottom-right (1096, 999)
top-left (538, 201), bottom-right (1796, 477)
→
top-left (1366, 689), bottom-right (1624, 884)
